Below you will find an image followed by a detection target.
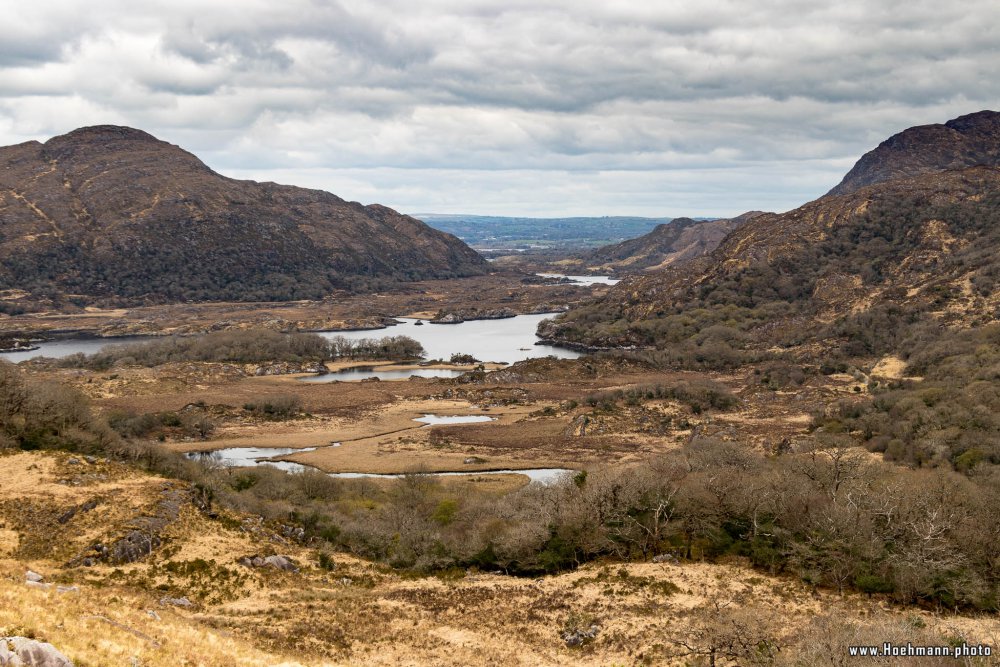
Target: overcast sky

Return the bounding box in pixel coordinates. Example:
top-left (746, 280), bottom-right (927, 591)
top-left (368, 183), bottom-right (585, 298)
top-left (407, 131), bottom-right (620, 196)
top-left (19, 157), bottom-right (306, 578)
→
top-left (1, 1), bottom-right (997, 217)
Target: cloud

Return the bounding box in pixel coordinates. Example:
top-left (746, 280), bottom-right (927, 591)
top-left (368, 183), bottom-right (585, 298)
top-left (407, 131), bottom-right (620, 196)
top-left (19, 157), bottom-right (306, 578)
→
top-left (0, 0), bottom-right (997, 215)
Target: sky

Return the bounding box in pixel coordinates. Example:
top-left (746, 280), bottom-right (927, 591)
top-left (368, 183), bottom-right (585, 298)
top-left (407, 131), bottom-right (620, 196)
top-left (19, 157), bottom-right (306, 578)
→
top-left (1, 0), bottom-right (997, 218)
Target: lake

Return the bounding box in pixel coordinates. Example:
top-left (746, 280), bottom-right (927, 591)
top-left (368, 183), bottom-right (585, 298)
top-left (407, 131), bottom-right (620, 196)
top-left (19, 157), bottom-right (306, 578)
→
top-left (317, 312), bottom-right (580, 365)
top-left (536, 273), bottom-right (620, 286)
top-left (1, 335), bottom-right (158, 363)
top-left (2, 313), bottom-right (577, 367)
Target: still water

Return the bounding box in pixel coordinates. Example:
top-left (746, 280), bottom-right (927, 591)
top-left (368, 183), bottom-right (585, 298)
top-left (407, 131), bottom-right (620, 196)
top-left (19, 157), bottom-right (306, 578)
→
top-left (186, 444), bottom-right (573, 484)
top-left (1, 336), bottom-right (157, 363)
top-left (537, 273), bottom-right (620, 286)
top-left (317, 312), bottom-right (579, 365)
top-left (3, 313), bottom-right (576, 366)
top-left (298, 367), bottom-right (466, 383)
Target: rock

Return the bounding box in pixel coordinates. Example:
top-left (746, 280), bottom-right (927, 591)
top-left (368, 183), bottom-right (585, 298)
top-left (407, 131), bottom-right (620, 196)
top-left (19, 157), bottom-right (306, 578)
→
top-left (25, 570), bottom-right (43, 583)
top-left (463, 457), bottom-right (487, 465)
top-left (83, 456), bottom-right (97, 465)
top-left (66, 458), bottom-right (81, 465)
top-left (263, 555), bottom-right (299, 572)
top-left (561, 624), bottom-right (600, 647)
top-left (56, 586), bottom-right (79, 595)
top-left (158, 596), bottom-right (193, 608)
top-left (24, 581), bottom-right (52, 591)
top-left (146, 610), bottom-right (160, 621)
top-left (652, 553), bottom-right (677, 564)
top-left (108, 530), bottom-right (161, 564)
top-left (2, 637), bottom-right (74, 666)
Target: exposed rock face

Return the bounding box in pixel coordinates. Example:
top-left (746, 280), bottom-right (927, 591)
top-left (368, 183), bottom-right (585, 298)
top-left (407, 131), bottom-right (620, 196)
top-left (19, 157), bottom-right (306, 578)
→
top-left (829, 110), bottom-right (1000, 196)
top-left (0, 126), bottom-right (486, 304)
top-left (585, 212), bottom-right (765, 272)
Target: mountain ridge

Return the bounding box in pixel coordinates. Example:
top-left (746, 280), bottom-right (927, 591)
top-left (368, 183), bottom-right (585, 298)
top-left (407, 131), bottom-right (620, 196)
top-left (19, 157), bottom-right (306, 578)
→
top-left (541, 111), bottom-right (1000, 355)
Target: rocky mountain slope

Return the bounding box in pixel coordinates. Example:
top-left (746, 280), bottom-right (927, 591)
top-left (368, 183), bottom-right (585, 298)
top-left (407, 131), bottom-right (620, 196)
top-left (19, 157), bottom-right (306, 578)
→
top-left (540, 111), bottom-right (1000, 355)
top-left (829, 109), bottom-right (1000, 196)
top-left (0, 126), bottom-right (486, 305)
top-left (584, 212), bottom-right (765, 273)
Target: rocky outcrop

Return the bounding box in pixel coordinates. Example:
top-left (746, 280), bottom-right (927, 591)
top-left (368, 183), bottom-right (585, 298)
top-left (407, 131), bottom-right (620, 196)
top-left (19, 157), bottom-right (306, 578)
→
top-left (253, 361), bottom-right (327, 376)
top-left (0, 126), bottom-right (487, 305)
top-left (0, 637), bottom-right (74, 666)
top-left (430, 308), bottom-right (516, 324)
top-left (238, 554), bottom-right (299, 572)
top-left (70, 483), bottom-right (193, 567)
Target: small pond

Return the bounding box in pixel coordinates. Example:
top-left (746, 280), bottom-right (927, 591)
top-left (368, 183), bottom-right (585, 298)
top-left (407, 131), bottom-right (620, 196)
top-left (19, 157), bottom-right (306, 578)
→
top-left (413, 414), bottom-right (495, 425)
top-left (299, 367), bottom-right (467, 383)
top-left (184, 445), bottom-right (572, 484)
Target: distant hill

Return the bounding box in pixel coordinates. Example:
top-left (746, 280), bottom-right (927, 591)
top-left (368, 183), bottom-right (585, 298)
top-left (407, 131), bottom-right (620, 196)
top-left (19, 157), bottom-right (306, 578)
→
top-left (541, 111), bottom-right (1000, 355)
top-left (583, 212), bottom-right (766, 273)
top-left (0, 126), bottom-right (486, 305)
top-left (415, 214), bottom-right (672, 250)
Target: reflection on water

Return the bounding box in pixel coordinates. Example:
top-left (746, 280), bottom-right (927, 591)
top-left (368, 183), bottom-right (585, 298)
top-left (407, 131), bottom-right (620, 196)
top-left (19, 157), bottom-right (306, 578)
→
top-left (318, 313), bottom-right (579, 366)
top-left (299, 367), bottom-right (466, 383)
top-left (9, 313), bottom-right (578, 378)
top-left (2, 336), bottom-right (157, 363)
top-left (184, 445), bottom-right (573, 484)
top-left (327, 468), bottom-right (574, 484)
top-left (185, 446), bottom-right (318, 473)
top-left (413, 414), bottom-right (495, 425)
top-left (537, 273), bottom-right (620, 286)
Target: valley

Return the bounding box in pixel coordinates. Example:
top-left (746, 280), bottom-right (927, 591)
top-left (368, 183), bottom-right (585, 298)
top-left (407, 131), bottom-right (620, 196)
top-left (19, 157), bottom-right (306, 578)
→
top-left (3, 112), bottom-right (1000, 667)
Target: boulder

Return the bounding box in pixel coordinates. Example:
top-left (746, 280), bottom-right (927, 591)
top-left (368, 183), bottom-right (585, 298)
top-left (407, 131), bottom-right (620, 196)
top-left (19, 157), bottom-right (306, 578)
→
top-left (561, 624), bottom-right (600, 647)
top-left (1, 637), bottom-right (74, 666)
top-left (263, 555), bottom-right (299, 572)
top-left (158, 596), bottom-right (193, 608)
top-left (25, 571), bottom-right (43, 583)
top-left (24, 581), bottom-right (52, 591)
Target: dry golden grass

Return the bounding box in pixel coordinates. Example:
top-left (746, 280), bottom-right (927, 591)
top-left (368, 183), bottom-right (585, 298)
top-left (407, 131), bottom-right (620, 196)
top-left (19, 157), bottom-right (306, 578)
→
top-left (2, 450), bottom-right (997, 666)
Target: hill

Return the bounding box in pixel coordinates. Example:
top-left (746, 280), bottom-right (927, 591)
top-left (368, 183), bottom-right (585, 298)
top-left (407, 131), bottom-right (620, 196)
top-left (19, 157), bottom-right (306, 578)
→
top-left (0, 126), bottom-right (486, 305)
top-left (540, 111), bottom-right (1000, 356)
top-left (583, 212), bottom-right (766, 273)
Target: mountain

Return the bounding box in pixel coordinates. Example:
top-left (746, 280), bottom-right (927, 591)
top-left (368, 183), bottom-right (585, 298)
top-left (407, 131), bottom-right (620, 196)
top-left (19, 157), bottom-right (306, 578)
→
top-left (584, 212), bottom-right (765, 272)
top-left (0, 126), bottom-right (486, 304)
top-left (540, 111), bottom-right (1000, 358)
top-left (829, 110), bottom-right (1000, 196)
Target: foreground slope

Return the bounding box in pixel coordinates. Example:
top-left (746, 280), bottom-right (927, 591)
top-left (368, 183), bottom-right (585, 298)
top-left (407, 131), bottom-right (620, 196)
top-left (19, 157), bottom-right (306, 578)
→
top-left (2, 450), bottom-right (995, 666)
top-left (541, 111), bottom-right (1000, 352)
top-left (0, 126), bottom-right (486, 304)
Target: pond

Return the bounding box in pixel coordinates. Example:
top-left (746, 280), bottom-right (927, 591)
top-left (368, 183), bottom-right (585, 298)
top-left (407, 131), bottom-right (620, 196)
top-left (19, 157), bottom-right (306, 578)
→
top-left (298, 367), bottom-right (467, 383)
top-left (413, 414), bottom-right (495, 425)
top-left (185, 446), bottom-right (319, 474)
top-left (184, 445), bottom-right (573, 484)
